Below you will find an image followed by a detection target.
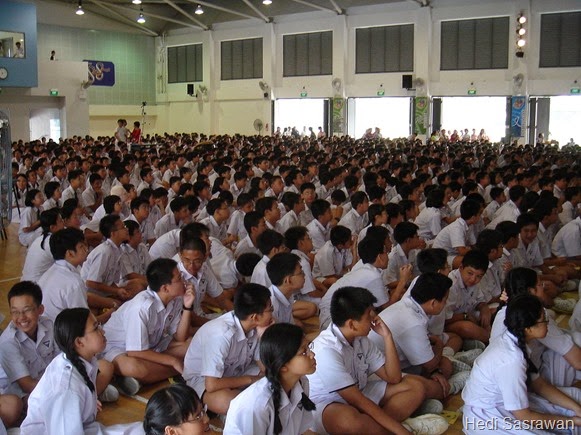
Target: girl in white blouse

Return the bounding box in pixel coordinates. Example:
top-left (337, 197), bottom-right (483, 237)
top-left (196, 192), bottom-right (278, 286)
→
top-left (18, 189), bottom-right (43, 247)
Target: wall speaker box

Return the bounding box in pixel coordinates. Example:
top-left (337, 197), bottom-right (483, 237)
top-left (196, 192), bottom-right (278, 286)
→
top-left (402, 74), bottom-right (413, 89)
top-left (187, 83), bottom-right (194, 95)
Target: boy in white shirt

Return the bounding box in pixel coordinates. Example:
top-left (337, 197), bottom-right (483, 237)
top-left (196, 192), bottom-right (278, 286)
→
top-left (125, 197), bottom-right (156, 246)
top-left (234, 211), bottom-right (266, 259)
top-left (226, 193), bottom-right (253, 242)
top-left (306, 199), bottom-right (332, 251)
top-left (119, 220), bottom-right (151, 290)
top-left (313, 225), bottom-right (356, 287)
top-left (250, 229), bottom-right (285, 288)
top-left (154, 196), bottom-right (190, 239)
top-left (385, 222), bottom-right (423, 290)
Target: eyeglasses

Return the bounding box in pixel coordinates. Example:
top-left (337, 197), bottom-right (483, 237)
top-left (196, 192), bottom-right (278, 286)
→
top-left (10, 307), bottom-right (36, 317)
top-left (182, 405), bottom-right (208, 424)
top-left (86, 322), bottom-right (104, 334)
top-left (299, 342), bottom-right (315, 356)
top-left (262, 304), bottom-right (274, 314)
top-left (181, 257), bottom-right (204, 267)
top-left (535, 318), bottom-right (549, 325)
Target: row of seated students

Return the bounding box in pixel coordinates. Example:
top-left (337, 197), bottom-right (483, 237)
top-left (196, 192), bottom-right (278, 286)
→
top-left (1, 134), bottom-right (580, 434)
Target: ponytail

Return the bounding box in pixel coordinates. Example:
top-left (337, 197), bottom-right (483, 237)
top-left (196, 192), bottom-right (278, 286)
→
top-left (499, 267), bottom-right (538, 310)
top-left (39, 209), bottom-right (61, 250)
top-left (54, 308), bottom-right (95, 392)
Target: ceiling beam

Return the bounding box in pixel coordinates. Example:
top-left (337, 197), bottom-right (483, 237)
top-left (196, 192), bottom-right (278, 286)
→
top-left (161, 0), bottom-right (209, 30)
top-left (88, 0), bottom-right (159, 36)
top-left (288, 0), bottom-right (336, 14)
top-left (240, 0), bottom-right (270, 23)
top-left (328, 0), bottom-right (343, 14)
top-left (187, 0), bottom-right (260, 21)
top-left (106, 2), bottom-right (203, 29)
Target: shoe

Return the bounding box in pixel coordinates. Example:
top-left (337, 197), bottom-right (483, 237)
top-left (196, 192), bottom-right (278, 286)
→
top-left (169, 374), bottom-right (186, 385)
top-left (403, 414), bottom-right (449, 434)
top-left (448, 370), bottom-right (470, 395)
top-left (116, 376), bottom-right (141, 396)
top-left (442, 346), bottom-right (454, 358)
top-left (553, 297), bottom-right (576, 314)
top-left (462, 339), bottom-right (485, 351)
top-left (446, 357), bottom-right (471, 374)
top-left (453, 349), bottom-right (483, 366)
top-left (415, 399), bottom-right (443, 415)
top-left (98, 384), bottom-right (119, 403)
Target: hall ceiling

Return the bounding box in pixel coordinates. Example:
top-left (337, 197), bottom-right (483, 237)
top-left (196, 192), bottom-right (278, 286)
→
top-left (39, 0), bottom-right (429, 36)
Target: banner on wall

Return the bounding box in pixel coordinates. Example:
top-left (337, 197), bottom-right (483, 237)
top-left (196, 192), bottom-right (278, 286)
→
top-left (413, 97), bottom-right (428, 134)
top-left (510, 96), bottom-right (526, 137)
top-left (332, 98), bottom-right (346, 136)
top-left (83, 60), bottom-right (115, 87)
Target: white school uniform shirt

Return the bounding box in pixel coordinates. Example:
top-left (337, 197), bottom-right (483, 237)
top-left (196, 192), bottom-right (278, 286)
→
top-left (154, 213), bottom-right (179, 239)
top-left (449, 196), bottom-right (465, 217)
top-left (486, 200), bottom-right (521, 229)
top-left (477, 261), bottom-right (502, 303)
top-left (385, 244), bottom-right (411, 285)
top-left (0, 317), bottom-right (59, 397)
top-left (299, 207), bottom-right (314, 227)
top-left (277, 210), bottom-right (299, 234)
top-left (136, 180), bottom-right (150, 196)
top-left (21, 354), bottom-right (102, 435)
top-left (21, 233), bottom-right (55, 283)
top-left (269, 285), bottom-right (294, 324)
top-left (306, 219), bottom-right (330, 251)
top-left (224, 377), bottom-right (314, 435)
top-left (316, 184), bottom-right (333, 201)
top-left (306, 324), bottom-right (385, 406)
top-left (497, 247), bottom-right (513, 284)
top-left (61, 185), bottom-right (79, 203)
top-left (149, 229), bottom-right (181, 260)
top-left (313, 241), bottom-right (352, 279)
top-left (81, 239), bottom-right (123, 296)
top-left (558, 201), bottom-right (576, 226)
top-left (178, 261), bottom-right (223, 317)
top-left (81, 186), bottom-right (99, 216)
top-left (319, 263), bottom-right (388, 329)
top-left (433, 217), bottom-right (470, 256)
top-left (482, 200), bottom-right (500, 222)
top-left (125, 214), bottom-right (155, 243)
top-left (414, 206), bottom-right (441, 241)
top-left (511, 237), bottom-right (543, 269)
top-left (19, 207), bottom-right (42, 247)
top-left (183, 311), bottom-right (260, 397)
top-left (147, 204), bottom-right (163, 227)
top-left (227, 209), bottom-right (247, 240)
top-left (251, 256), bottom-right (272, 288)
top-left (207, 237), bottom-right (240, 289)
top-left (461, 331), bottom-right (538, 432)
top-left (551, 217), bottom-right (581, 258)
top-left (200, 216), bottom-right (228, 243)
top-left (570, 299), bottom-right (581, 333)
top-left (338, 208), bottom-right (367, 235)
top-left (536, 223), bottom-right (553, 259)
top-left (39, 260), bottom-right (89, 322)
top-left (119, 243), bottom-right (151, 278)
top-left (103, 288), bottom-right (183, 355)
top-left (369, 296), bottom-right (433, 370)
top-left (445, 268), bottom-right (486, 318)
top-left (234, 235), bottom-right (261, 259)
top-left (291, 249), bottom-right (316, 296)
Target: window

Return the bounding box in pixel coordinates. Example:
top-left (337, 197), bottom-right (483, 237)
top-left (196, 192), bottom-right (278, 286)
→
top-left (355, 24), bottom-right (414, 74)
top-left (539, 12), bottom-right (581, 68)
top-left (221, 38), bottom-right (263, 80)
top-left (167, 44), bottom-right (203, 84)
top-left (283, 31), bottom-right (333, 77)
top-left (440, 17), bottom-right (509, 70)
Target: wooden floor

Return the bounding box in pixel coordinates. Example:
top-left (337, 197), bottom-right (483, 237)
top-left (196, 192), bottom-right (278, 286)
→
top-left (0, 222), bottom-right (576, 434)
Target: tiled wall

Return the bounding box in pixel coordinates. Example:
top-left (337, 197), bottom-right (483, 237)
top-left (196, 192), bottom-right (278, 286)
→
top-left (37, 24), bottom-right (155, 105)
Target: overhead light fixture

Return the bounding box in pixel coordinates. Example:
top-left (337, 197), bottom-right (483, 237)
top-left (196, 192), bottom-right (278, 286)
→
top-left (263, 0), bottom-right (273, 4)
top-left (518, 27), bottom-right (526, 36)
top-left (516, 12), bottom-right (526, 56)
top-left (132, 0), bottom-right (142, 4)
top-left (195, 4), bottom-right (204, 15)
top-left (517, 39), bottom-right (526, 47)
top-left (137, 8), bottom-right (146, 23)
top-left (518, 15), bottom-right (527, 24)
top-left (75, 0), bottom-right (84, 15)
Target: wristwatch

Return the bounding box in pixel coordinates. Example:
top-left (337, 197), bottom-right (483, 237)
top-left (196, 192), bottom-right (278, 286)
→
top-left (182, 304), bottom-right (194, 311)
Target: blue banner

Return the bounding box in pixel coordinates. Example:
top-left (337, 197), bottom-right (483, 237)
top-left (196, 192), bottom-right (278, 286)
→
top-left (83, 60), bottom-right (115, 87)
top-left (510, 96), bottom-right (526, 137)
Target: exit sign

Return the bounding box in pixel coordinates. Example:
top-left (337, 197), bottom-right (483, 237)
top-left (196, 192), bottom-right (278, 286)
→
top-left (300, 91), bottom-right (307, 97)
top-left (377, 89), bottom-right (385, 96)
top-left (571, 88), bottom-right (580, 94)
top-left (50, 89), bottom-right (59, 96)
top-left (467, 89), bottom-right (477, 95)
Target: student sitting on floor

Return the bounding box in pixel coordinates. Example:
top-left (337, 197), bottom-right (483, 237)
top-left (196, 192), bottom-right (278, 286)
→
top-left (307, 286), bottom-right (449, 435)
top-left (125, 197), bottom-right (156, 246)
top-left (306, 199), bottom-right (333, 251)
top-left (473, 229), bottom-right (504, 307)
top-left (119, 220), bottom-right (151, 291)
top-left (18, 189), bottom-right (43, 248)
top-left (313, 225), bottom-right (357, 287)
top-left (101, 258), bottom-right (195, 396)
top-left (250, 229), bottom-right (285, 288)
top-left (224, 323), bottom-right (317, 435)
top-left (385, 222), bottom-right (423, 290)
top-left (234, 211), bottom-right (266, 259)
top-left (266, 252), bottom-right (318, 325)
top-left (183, 283), bottom-right (273, 415)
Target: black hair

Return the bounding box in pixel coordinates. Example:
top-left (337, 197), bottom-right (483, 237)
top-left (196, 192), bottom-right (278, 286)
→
top-left (206, 198), bottom-right (226, 216)
top-left (179, 237), bottom-right (206, 255)
top-left (358, 237), bottom-right (384, 264)
top-left (169, 196), bottom-right (188, 213)
top-left (461, 250), bottom-right (489, 272)
top-left (385, 203), bottom-right (403, 221)
top-left (330, 286), bottom-right (377, 326)
top-left (393, 221), bottom-right (419, 245)
top-left (124, 219), bottom-right (140, 237)
top-left (25, 189), bottom-right (41, 207)
top-left (411, 272), bottom-right (452, 304)
top-left (490, 186), bottom-right (504, 201)
top-left (459, 199), bottom-right (481, 220)
top-left (475, 229), bottom-right (503, 256)
top-left (257, 229), bottom-right (285, 256)
top-left (235, 253), bottom-right (262, 277)
top-left (425, 189), bottom-right (445, 208)
top-left (311, 199), bottom-right (331, 220)
top-left (234, 283), bottom-right (271, 320)
top-left (367, 204), bottom-right (385, 226)
top-left (243, 210), bottom-right (263, 235)
top-left (508, 185), bottom-right (526, 202)
top-left (143, 384), bottom-right (205, 434)
top-left (255, 197), bottom-right (278, 218)
top-left (54, 308), bottom-right (95, 392)
top-left (496, 220), bottom-right (520, 244)
top-left (516, 212), bottom-right (539, 231)
top-left (146, 258), bottom-right (178, 292)
top-left (350, 191), bottom-right (368, 209)
top-left (61, 198), bottom-right (80, 221)
top-left (284, 226), bottom-right (309, 251)
top-left (267, 252), bottom-right (301, 286)
top-left (103, 195), bottom-right (121, 214)
top-left (8, 281), bottom-right (43, 306)
top-left (236, 193), bottom-right (253, 208)
top-left (67, 169), bottom-right (84, 183)
top-left (50, 227), bottom-right (85, 260)
top-left (504, 294), bottom-right (543, 383)
top-left (504, 267), bottom-right (538, 300)
top-left (44, 181), bottom-right (61, 200)
top-left (39, 208), bottom-right (62, 250)
top-left (130, 197), bottom-right (150, 213)
top-left (260, 323), bottom-right (316, 435)
top-left (330, 225), bottom-right (351, 247)
top-left (416, 248), bottom-right (448, 273)
top-left (281, 192), bottom-right (301, 211)
top-left (99, 214), bottom-right (121, 239)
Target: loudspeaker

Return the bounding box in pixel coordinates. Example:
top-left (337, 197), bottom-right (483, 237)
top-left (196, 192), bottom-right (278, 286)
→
top-left (402, 74), bottom-right (413, 89)
top-left (187, 83), bottom-right (194, 96)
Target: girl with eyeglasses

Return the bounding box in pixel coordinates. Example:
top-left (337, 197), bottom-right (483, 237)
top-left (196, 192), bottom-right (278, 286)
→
top-left (462, 294), bottom-right (581, 434)
top-left (224, 323), bottom-right (316, 435)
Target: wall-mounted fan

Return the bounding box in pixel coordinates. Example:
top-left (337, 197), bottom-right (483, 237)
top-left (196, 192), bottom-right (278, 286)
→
top-left (253, 119), bottom-right (264, 134)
